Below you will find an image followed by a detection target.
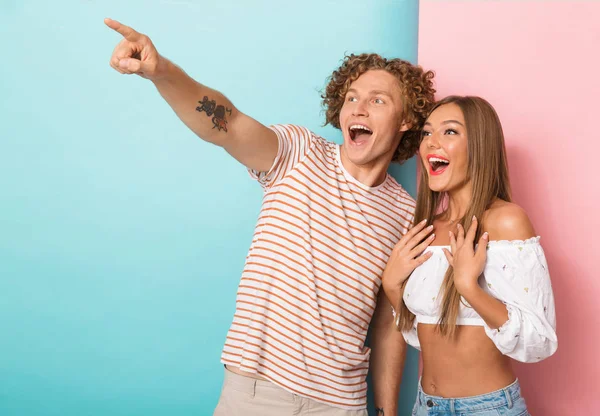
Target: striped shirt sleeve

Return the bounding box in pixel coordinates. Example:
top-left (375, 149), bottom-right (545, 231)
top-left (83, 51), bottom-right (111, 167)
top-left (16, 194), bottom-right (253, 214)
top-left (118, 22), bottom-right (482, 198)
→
top-left (249, 124), bottom-right (315, 189)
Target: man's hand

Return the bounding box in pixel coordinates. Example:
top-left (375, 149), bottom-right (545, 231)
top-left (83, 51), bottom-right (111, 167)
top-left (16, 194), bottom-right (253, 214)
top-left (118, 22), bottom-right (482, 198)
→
top-left (105, 18), bottom-right (166, 80)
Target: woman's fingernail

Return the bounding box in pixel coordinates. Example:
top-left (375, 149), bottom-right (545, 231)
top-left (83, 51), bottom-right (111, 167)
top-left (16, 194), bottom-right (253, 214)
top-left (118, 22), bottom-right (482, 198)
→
top-left (472, 215), bottom-right (477, 221)
top-left (483, 232), bottom-right (489, 240)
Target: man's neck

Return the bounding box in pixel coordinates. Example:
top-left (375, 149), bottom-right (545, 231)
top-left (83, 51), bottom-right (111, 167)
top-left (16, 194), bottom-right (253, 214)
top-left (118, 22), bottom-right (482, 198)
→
top-left (339, 145), bottom-right (391, 188)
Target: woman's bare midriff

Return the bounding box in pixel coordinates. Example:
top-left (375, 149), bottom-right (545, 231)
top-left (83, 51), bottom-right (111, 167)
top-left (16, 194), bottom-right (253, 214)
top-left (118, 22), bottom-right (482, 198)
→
top-left (418, 323), bottom-right (515, 398)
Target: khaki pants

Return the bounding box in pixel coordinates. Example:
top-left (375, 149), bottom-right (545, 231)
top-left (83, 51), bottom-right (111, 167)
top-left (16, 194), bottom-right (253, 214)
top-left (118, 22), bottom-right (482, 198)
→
top-left (213, 367), bottom-right (368, 416)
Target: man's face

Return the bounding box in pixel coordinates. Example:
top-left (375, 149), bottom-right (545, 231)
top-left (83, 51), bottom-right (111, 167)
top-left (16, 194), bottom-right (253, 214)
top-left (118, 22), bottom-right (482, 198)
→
top-left (339, 69), bottom-right (409, 169)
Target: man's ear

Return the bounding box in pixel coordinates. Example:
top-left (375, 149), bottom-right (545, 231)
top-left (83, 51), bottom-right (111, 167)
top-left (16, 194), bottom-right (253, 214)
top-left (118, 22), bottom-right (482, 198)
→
top-left (399, 118), bottom-right (412, 133)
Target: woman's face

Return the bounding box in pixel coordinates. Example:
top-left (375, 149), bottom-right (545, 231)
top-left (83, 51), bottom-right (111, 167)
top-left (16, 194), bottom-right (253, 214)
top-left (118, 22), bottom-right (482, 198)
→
top-left (419, 103), bottom-right (469, 193)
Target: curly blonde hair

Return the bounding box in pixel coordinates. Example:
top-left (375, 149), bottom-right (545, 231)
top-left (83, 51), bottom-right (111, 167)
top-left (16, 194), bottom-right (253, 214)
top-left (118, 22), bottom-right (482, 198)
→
top-left (322, 53), bottom-right (436, 163)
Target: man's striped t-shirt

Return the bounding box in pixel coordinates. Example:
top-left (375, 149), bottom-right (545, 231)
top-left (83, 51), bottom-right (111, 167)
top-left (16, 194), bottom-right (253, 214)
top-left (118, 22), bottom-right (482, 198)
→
top-left (221, 124), bottom-right (415, 410)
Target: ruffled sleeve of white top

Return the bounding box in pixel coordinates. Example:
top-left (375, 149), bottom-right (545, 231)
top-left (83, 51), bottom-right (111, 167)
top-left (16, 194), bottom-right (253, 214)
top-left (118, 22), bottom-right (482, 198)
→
top-left (483, 237), bottom-right (557, 362)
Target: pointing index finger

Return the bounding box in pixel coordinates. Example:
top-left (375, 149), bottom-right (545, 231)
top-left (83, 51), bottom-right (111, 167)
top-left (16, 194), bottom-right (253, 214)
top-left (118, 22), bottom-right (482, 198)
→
top-left (104, 18), bottom-right (141, 42)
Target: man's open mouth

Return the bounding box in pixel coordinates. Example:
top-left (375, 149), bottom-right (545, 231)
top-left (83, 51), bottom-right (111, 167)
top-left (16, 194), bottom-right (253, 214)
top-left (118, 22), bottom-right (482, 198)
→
top-left (349, 124), bottom-right (373, 144)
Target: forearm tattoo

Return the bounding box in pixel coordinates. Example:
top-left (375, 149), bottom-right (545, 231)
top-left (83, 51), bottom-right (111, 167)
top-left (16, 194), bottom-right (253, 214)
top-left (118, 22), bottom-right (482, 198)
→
top-left (375, 408), bottom-right (385, 415)
top-left (195, 96), bottom-right (232, 132)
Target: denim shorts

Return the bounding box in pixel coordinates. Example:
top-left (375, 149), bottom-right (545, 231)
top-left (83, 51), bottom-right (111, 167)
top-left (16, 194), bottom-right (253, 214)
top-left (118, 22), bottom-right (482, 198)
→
top-left (412, 378), bottom-right (529, 416)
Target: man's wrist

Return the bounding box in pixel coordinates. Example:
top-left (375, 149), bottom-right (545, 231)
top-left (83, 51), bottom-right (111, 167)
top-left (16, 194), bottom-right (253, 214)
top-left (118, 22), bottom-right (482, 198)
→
top-left (152, 57), bottom-right (176, 84)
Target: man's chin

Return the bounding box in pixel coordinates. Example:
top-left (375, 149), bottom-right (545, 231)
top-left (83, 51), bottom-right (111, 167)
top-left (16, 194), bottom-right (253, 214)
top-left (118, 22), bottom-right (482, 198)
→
top-left (346, 154), bottom-right (374, 168)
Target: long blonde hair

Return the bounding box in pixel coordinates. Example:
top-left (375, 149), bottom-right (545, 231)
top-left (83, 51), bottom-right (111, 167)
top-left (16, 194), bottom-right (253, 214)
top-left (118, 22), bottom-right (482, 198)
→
top-left (397, 96), bottom-right (512, 337)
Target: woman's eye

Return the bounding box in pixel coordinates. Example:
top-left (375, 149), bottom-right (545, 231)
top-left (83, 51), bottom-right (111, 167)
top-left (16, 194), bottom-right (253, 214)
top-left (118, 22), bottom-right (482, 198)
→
top-left (445, 129), bottom-right (458, 135)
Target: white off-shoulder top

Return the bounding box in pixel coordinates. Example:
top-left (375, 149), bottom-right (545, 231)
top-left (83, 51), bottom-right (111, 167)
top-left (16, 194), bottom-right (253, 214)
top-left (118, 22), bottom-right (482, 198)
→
top-left (397, 237), bottom-right (558, 363)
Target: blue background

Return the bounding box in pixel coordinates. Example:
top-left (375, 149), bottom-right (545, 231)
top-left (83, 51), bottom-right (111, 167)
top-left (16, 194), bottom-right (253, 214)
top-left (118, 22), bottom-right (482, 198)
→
top-left (0, 1), bottom-right (420, 414)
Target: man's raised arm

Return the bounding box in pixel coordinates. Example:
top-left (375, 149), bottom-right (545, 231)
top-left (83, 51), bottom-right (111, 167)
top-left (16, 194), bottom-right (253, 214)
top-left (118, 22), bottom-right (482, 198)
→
top-left (105, 18), bottom-right (278, 172)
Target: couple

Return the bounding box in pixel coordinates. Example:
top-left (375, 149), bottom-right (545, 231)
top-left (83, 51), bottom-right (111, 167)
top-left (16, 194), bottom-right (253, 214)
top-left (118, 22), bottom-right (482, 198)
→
top-left (104, 18), bottom-right (557, 416)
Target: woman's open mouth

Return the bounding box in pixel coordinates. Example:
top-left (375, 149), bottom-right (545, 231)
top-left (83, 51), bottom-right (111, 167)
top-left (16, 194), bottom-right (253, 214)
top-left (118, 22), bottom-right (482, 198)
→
top-left (427, 154), bottom-right (450, 176)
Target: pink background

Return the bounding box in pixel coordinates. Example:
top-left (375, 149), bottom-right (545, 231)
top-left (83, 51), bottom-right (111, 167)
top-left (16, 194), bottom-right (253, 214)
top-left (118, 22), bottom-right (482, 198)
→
top-left (418, 1), bottom-right (600, 413)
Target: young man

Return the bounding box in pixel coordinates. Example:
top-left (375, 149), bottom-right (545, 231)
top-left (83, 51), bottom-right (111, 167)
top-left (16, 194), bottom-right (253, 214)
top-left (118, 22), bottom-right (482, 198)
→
top-left (105, 18), bottom-right (435, 415)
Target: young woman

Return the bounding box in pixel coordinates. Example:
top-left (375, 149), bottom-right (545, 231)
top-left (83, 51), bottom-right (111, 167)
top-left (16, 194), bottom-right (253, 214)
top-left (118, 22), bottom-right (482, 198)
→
top-left (382, 96), bottom-right (557, 415)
